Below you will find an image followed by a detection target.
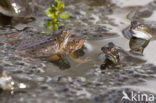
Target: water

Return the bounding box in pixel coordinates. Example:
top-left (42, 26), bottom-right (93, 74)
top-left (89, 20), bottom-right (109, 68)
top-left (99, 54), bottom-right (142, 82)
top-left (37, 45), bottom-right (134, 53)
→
top-left (0, 0), bottom-right (156, 103)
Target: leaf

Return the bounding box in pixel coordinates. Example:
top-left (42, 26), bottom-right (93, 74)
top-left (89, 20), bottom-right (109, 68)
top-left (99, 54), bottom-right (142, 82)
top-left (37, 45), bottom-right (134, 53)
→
top-left (44, 8), bottom-right (54, 18)
top-left (59, 12), bottom-right (69, 19)
top-left (56, 22), bottom-right (63, 27)
top-left (57, 1), bottom-right (64, 12)
top-left (44, 0), bottom-right (69, 32)
top-left (46, 12), bottom-right (55, 19)
top-left (44, 8), bottom-right (50, 14)
top-left (46, 20), bottom-right (52, 29)
top-left (53, 0), bottom-right (59, 7)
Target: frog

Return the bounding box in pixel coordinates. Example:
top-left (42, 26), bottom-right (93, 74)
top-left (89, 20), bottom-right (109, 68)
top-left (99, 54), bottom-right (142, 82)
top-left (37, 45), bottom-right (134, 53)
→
top-left (100, 42), bottom-right (146, 69)
top-left (0, 28), bottom-right (71, 57)
top-left (47, 35), bottom-right (88, 64)
top-left (100, 42), bottom-right (120, 69)
top-left (0, 27), bottom-right (87, 66)
top-left (64, 35), bottom-right (88, 63)
top-left (123, 21), bottom-right (152, 55)
top-left (15, 28), bottom-right (72, 58)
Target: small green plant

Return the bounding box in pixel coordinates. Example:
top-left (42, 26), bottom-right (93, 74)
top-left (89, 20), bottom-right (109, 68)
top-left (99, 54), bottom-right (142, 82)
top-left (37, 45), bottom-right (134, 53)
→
top-left (44, 0), bottom-right (69, 31)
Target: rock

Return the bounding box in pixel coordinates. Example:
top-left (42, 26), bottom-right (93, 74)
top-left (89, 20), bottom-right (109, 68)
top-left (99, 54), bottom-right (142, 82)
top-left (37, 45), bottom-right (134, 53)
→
top-left (0, 66), bottom-right (14, 91)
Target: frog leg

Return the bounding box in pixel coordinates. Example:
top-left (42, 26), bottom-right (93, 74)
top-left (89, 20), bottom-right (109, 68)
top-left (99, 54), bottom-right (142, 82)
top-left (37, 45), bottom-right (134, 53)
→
top-left (7, 38), bottom-right (25, 45)
top-left (139, 47), bottom-right (144, 54)
top-left (47, 54), bottom-right (61, 61)
top-left (69, 52), bottom-right (90, 64)
top-left (6, 32), bottom-right (21, 38)
top-left (0, 32), bottom-right (20, 43)
top-left (0, 32), bottom-right (23, 44)
top-left (47, 52), bottom-right (66, 61)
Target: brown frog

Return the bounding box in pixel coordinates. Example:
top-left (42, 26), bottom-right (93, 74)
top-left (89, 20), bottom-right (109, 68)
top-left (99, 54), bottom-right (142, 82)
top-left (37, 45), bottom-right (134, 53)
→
top-left (100, 42), bottom-right (146, 69)
top-left (123, 21), bottom-right (152, 55)
top-left (129, 21), bottom-right (152, 54)
top-left (47, 35), bottom-right (86, 69)
top-left (16, 28), bottom-right (72, 58)
top-left (0, 28), bottom-right (87, 64)
top-left (100, 42), bottom-right (120, 69)
top-left (47, 35), bottom-right (88, 63)
top-left (64, 35), bottom-right (88, 63)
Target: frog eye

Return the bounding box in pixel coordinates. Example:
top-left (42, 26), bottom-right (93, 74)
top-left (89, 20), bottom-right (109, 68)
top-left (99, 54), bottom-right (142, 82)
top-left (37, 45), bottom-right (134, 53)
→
top-left (62, 31), bottom-right (66, 34)
top-left (140, 25), bottom-right (145, 28)
top-left (54, 37), bottom-right (57, 41)
top-left (140, 24), bottom-right (144, 27)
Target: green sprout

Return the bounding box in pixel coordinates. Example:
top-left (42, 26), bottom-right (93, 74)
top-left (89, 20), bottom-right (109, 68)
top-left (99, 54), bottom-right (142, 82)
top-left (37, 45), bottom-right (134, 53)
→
top-left (44, 0), bottom-right (69, 31)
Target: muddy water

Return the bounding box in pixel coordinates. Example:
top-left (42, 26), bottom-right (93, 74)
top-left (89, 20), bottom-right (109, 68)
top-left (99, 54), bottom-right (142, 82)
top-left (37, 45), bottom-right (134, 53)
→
top-left (0, 0), bottom-right (156, 103)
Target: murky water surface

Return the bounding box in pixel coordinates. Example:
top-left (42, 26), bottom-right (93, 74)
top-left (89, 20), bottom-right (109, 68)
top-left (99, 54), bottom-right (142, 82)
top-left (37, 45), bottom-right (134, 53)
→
top-left (0, 0), bottom-right (156, 103)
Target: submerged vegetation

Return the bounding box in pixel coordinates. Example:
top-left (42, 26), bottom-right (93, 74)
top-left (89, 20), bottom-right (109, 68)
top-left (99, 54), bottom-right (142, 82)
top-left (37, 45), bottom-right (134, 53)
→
top-left (44, 0), bottom-right (69, 31)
